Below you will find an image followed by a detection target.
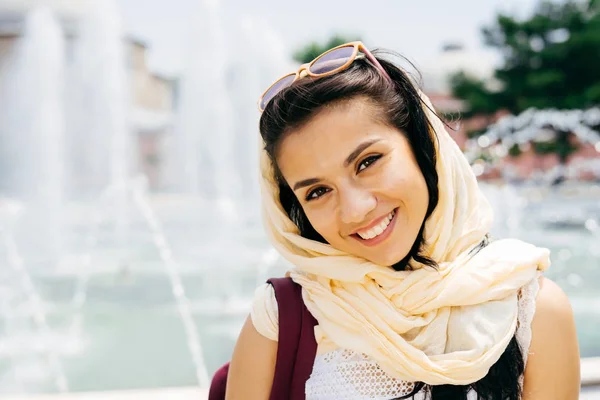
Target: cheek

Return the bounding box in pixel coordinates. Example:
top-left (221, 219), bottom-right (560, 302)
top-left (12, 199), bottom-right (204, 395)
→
top-left (381, 161), bottom-right (429, 214)
top-left (303, 206), bottom-right (339, 240)
top-left (381, 161), bottom-right (425, 195)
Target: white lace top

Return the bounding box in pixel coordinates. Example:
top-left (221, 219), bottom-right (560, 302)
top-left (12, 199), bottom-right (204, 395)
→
top-left (251, 274), bottom-right (541, 399)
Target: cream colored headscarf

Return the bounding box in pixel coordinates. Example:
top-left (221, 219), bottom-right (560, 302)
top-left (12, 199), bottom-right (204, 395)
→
top-left (258, 90), bottom-right (550, 385)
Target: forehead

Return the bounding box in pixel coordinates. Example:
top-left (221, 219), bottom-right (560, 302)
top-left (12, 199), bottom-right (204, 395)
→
top-left (275, 99), bottom-right (398, 177)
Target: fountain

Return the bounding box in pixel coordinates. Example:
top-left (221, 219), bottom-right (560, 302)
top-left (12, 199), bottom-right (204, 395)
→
top-left (0, 6), bottom-right (66, 260)
top-left (165, 0), bottom-right (241, 222)
top-left (0, 0), bottom-right (291, 393)
top-left (0, 6), bottom-right (70, 392)
top-left (64, 0), bottom-right (131, 296)
top-left (226, 17), bottom-right (296, 206)
top-left (0, 227), bottom-right (68, 392)
top-left (164, 5), bottom-right (294, 222)
top-left (67, 0), bottom-right (134, 270)
top-left (130, 176), bottom-right (210, 387)
top-left (68, 0), bottom-right (133, 197)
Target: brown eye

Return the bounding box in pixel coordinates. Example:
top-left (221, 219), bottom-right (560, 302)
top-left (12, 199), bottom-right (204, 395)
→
top-left (357, 154), bottom-right (382, 172)
top-left (306, 187), bottom-right (330, 201)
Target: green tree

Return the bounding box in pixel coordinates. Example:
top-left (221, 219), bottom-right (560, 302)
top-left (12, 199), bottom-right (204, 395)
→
top-left (450, 72), bottom-right (500, 115)
top-left (451, 0), bottom-right (600, 115)
top-left (293, 34), bottom-right (361, 64)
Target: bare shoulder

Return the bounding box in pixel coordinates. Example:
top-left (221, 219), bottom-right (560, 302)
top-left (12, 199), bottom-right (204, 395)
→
top-left (522, 276), bottom-right (580, 399)
top-left (535, 276), bottom-right (574, 316)
top-left (225, 315), bottom-right (278, 400)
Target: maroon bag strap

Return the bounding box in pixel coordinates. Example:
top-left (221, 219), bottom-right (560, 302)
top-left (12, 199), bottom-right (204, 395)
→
top-left (208, 363), bottom-right (228, 400)
top-left (268, 277), bottom-right (318, 400)
top-left (208, 277), bottom-right (317, 400)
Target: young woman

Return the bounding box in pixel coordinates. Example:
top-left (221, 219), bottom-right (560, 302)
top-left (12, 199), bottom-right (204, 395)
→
top-left (225, 42), bottom-right (580, 399)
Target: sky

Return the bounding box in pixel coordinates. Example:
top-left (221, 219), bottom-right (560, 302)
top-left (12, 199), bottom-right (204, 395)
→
top-left (117, 0), bottom-right (544, 80)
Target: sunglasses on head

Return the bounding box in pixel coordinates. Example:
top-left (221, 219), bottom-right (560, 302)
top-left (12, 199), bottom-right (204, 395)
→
top-left (258, 41), bottom-right (391, 112)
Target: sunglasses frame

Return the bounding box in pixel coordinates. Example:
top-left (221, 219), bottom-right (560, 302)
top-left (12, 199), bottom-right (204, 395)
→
top-left (258, 41), bottom-right (391, 112)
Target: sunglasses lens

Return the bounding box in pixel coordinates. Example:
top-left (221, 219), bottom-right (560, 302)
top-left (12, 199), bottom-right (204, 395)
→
top-left (260, 74), bottom-right (296, 110)
top-left (309, 46), bottom-right (355, 74)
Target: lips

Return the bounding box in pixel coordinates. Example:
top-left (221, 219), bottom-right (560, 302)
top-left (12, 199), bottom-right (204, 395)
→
top-left (355, 209), bottom-right (396, 240)
top-left (350, 208), bottom-right (399, 247)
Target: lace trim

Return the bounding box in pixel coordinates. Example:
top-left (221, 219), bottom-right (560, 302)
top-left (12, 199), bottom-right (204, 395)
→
top-left (516, 272), bottom-right (541, 368)
top-left (305, 349), bottom-right (420, 399)
top-left (305, 276), bottom-right (541, 399)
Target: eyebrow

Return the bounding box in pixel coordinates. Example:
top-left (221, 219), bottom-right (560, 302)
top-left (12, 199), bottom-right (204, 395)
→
top-left (343, 139), bottom-right (381, 167)
top-left (292, 177), bottom-right (321, 191)
top-left (291, 139), bottom-right (381, 191)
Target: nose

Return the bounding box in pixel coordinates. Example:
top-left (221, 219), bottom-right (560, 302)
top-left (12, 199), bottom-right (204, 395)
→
top-left (338, 185), bottom-right (377, 226)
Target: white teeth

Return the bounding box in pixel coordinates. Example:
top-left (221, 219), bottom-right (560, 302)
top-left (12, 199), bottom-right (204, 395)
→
top-left (357, 210), bottom-right (395, 240)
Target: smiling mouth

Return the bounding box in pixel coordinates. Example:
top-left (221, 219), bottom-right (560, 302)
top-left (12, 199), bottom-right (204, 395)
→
top-left (351, 208), bottom-right (398, 246)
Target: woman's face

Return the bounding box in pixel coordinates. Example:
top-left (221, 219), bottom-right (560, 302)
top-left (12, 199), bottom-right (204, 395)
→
top-left (276, 97), bottom-right (429, 266)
